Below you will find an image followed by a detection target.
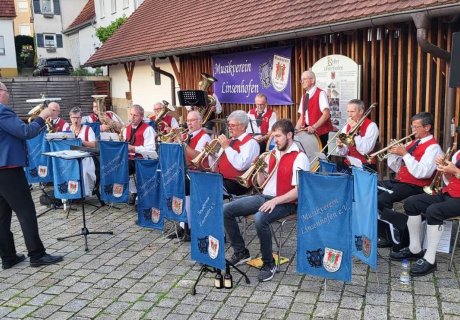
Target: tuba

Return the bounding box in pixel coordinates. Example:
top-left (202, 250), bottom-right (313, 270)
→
top-left (423, 143), bottom-right (457, 195)
top-left (338, 103), bottom-right (377, 146)
top-left (91, 94), bottom-right (117, 132)
top-left (198, 73), bottom-right (218, 125)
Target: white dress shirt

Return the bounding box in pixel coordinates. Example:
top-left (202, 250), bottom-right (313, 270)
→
top-left (336, 121), bottom-right (379, 157)
top-left (297, 86), bottom-right (329, 125)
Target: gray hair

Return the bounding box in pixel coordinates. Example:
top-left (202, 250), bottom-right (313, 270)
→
top-left (69, 107), bottom-right (82, 116)
top-left (188, 110), bottom-right (202, 120)
top-left (255, 93), bottom-right (268, 103)
top-left (153, 102), bottom-right (164, 109)
top-left (302, 70), bottom-right (316, 82)
top-left (227, 110), bottom-right (249, 127)
top-left (348, 99), bottom-right (365, 112)
top-left (132, 104), bottom-right (144, 115)
top-left (412, 112), bottom-right (434, 128)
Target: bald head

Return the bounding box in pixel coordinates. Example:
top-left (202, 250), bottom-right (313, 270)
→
top-left (48, 102), bottom-right (61, 120)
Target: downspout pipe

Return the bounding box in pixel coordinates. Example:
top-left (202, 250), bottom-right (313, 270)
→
top-left (412, 12), bottom-right (453, 149)
top-left (149, 57), bottom-right (176, 106)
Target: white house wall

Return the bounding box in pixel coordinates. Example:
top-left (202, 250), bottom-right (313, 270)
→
top-left (94, 0), bottom-right (141, 28)
top-left (60, 0), bottom-right (87, 30)
top-left (0, 19), bottom-right (18, 73)
top-left (34, 13), bottom-right (66, 58)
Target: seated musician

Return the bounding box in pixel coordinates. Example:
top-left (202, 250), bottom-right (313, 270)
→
top-left (335, 99), bottom-right (379, 171)
top-left (224, 119), bottom-right (309, 282)
top-left (378, 112), bottom-right (443, 249)
top-left (295, 70), bottom-right (333, 150)
top-left (168, 110), bottom-right (211, 241)
top-left (246, 93), bottom-right (277, 152)
top-left (48, 102), bottom-right (70, 132)
top-left (69, 107), bottom-right (97, 197)
top-left (213, 110), bottom-right (260, 196)
top-left (122, 104), bottom-right (156, 204)
top-left (389, 150), bottom-right (460, 276)
top-left (148, 102), bottom-right (179, 136)
top-left (84, 100), bottom-right (124, 133)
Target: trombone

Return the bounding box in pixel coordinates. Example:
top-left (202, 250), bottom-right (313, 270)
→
top-left (365, 132), bottom-right (415, 163)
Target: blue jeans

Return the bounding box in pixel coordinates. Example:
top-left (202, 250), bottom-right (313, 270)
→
top-left (224, 194), bottom-right (296, 265)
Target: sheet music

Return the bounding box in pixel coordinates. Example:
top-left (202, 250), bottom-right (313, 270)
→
top-left (46, 132), bottom-right (74, 140)
top-left (43, 150), bottom-right (91, 159)
top-left (347, 156), bottom-right (363, 168)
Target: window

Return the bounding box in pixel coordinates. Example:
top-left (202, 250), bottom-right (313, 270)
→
top-left (100, 0), bottom-right (105, 18)
top-left (111, 0), bottom-right (116, 13)
top-left (17, 0), bottom-right (28, 12)
top-left (44, 34), bottom-right (56, 47)
top-left (41, 0), bottom-right (52, 13)
top-left (123, 0), bottom-right (129, 9)
top-left (19, 24), bottom-right (31, 36)
top-left (0, 36), bottom-right (5, 55)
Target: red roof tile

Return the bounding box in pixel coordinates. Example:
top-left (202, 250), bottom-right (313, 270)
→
top-left (65, 0), bottom-right (95, 32)
top-left (86, 0), bottom-right (460, 66)
top-left (0, 0), bottom-right (16, 18)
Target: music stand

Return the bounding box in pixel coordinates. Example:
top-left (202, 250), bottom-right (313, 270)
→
top-left (44, 150), bottom-right (113, 251)
top-left (178, 90), bottom-right (209, 107)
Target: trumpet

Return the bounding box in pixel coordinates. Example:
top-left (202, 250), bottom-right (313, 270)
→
top-left (236, 151), bottom-right (278, 191)
top-left (190, 139), bottom-right (221, 170)
top-left (338, 103), bottom-right (377, 146)
top-left (365, 132), bottom-right (415, 163)
top-left (159, 127), bottom-right (188, 143)
top-left (423, 143), bottom-right (457, 195)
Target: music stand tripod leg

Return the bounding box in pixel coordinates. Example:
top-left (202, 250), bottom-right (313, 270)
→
top-left (226, 259), bottom-right (251, 284)
top-left (191, 264), bottom-right (214, 295)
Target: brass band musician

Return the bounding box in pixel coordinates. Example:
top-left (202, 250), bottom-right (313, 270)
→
top-left (213, 110), bottom-right (260, 196)
top-left (246, 93), bottom-right (277, 152)
top-left (85, 100), bottom-right (124, 133)
top-left (48, 102), bottom-right (70, 132)
top-left (377, 112), bottom-right (443, 249)
top-left (336, 99), bottom-right (379, 171)
top-left (148, 101), bottom-right (178, 135)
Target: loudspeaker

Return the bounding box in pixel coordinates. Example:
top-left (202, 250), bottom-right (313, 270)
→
top-left (450, 32), bottom-right (460, 88)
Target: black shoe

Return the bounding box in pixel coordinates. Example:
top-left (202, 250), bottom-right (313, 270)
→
top-left (377, 237), bottom-right (393, 248)
top-left (30, 254), bottom-right (63, 267)
top-left (229, 248), bottom-right (250, 266)
top-left (390, 247), bottom-right (424, 261)
top-left (2, 253), bottom-right (26, 269)
top-left (128, 193), bottom-right (137, 205)
top-left (410, 258), bottom-right (437, 277)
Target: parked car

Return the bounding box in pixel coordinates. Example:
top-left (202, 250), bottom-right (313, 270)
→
top-left (32, 58), bottom-right (74, 76)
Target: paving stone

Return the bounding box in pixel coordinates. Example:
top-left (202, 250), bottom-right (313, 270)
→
top-left (118, 310), bottom-right (145, 320)
top-left (313, 302), bottom-right (339, 318)
top-left (363, 305), bottom-right (388, 320)
top-left (365, 292), bottom-right (388, 306)
top-left (7, 305), bottom-right (38, 318)
top-left (61, 299), bottom-right (90, 312)
top-left (214, 305), bottom-right (242, 320)
top-left (390, 290), bottom-right (413, 303)
top-left (75, 306), bottom-right (102, 318)
top-left (0, 307), bottom-right (14, 318)
top-left (339, 296), bottom-right (363, 310)
top-left (415, 307), bottom-right (441, 320)
top-left (390, 302), bottom-right (413, 319)
top-left (30, 305), bottom-right (61, 318)
top-left (336, 308), bottom-right (363, 320)
top-left (442, 301), bottom-right (460, 315)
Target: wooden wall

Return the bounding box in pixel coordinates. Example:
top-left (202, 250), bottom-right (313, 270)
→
top-left (179, 18), bottom-right (460, 149)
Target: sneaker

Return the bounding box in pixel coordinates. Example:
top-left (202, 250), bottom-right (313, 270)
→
top-left (258, 262), bottom-right (277, 282)
top-left (229, 248), bottom-right (250, 266)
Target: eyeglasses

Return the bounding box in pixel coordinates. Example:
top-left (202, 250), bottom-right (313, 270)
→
top-left (255, 104), bottom-right (266, 107)
top-left (70, 116), bottom-right (82, 119)
top-left (186, 118), bottom-right (199, 123)
top-left (411, 125), bottom-right (424, 129)
top-left (300, 78), bottom-right (314, 83)
top-left (227, 123), bottom-right (241, 128)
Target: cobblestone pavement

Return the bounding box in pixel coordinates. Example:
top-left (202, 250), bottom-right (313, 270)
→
top-left (0, 187), bottom-right (459, 319)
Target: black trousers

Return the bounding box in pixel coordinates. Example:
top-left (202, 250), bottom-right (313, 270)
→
top-left (0, 167), bottom-right (46, 260)
top-left (378, 180), bottom-right (424, 211)
top-left (404, 192), bottom-right (460, 225)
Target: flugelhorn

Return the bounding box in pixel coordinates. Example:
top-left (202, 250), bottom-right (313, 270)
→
top-left (27, 103), bottom-right (54, 132)
top-left (338, 103), bottom-right (377, 146)
top-left (365, 132), bottom-right (415, 163)
top-left (190, 139), bottom-right (221, 170)
top-left (236, 151), bottom-right (278, 191)
top-left (423, 143), bottom-right (457, 195)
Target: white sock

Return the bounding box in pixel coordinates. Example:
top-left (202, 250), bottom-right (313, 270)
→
top-left (424, 224), bottom-right (443, 264)
top-left (129, 176), bottom-right (137, 193)
top-left (185, 196), bottom-right (191, 227)
top-left (407, 215), bottom-right (422, 253)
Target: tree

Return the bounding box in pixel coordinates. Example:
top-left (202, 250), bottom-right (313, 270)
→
top-left (95, 15), bottom-right (128, 43)
top-left (14, 35), bottom-right (35, 69)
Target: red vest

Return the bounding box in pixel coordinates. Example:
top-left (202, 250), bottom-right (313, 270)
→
top-left (90, 112), bottom-right (113, 123)
top-left (218, 134), bottom-right (254, 180)
top-left (302, 88), bottom-right (333, 136)
top-left (442, 151), bottom-right (460, 197)
top-left (249, 108), bottom-right (273, 134)
top-left (126, 122), bottom-right (149, 159)
top-left (188, 129), bottom-right (207, 162)
top-left (346, 118), bottom-right (376, 164)
top-left (268, 150), bottom-right (299, 198)
top-left (149, 114), bottom-right (173, 134)
top-left (396, 137), bottom-right (437, 187)
top-left (53, 118), bottom-right (68, 132)
top-left (73, 125), bottom-right (90, 141)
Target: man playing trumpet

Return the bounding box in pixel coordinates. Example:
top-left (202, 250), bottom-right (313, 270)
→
top-left (224, 119), bottom-right (309, 282)
top-left (377, 112), bottom-right (443, 249)
top-left (336, 99), bottom-right (379, 171)
top-left (213, 110), bottom-right (260, 196)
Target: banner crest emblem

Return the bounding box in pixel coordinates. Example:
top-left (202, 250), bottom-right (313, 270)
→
top-left (172, 196), bottom-right (183, 215)
top-left (113, 183), bottom-right (123, 198)
top-left (68, 180), bottom-right (79, 194)
top-left (362, 236), bottom-right (371, 258)
top-left (151, 208), bottom-right (160, 224)
top-left (208, 235), bottom-right (219, 259)
top-left (323, 247), bottom-right (343, 273)
top-left (38, 165), bottom-right (48, 178)
top-left (271, 54), bottom-right (290, 92)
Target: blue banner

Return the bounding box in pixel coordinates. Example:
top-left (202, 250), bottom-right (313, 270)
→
top-left (99, 141), bottom-right (129, 203)
top-left (319, 160), bottom-right (337, 173)
top-left (212, 46), bottom-right (293, 105)
top-left (159, 143), bottom-right (187, 222)
top-left (297, 171), bottom-right (353, 282)
top-left (83, 122), bottom-right (100, 140)
top-left (49, 139), bottom-right (82, 199)
top-left (352, 167), bottom-right (378, 269)
top-left (190, 171), bottom-right (225, 270)
top-left (25, 130), bottom-right (53, 183)
top-left (135, 159), bottom-right (163, 230)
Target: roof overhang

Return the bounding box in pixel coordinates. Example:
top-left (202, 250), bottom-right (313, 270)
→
top-left (63, 19), bottom-right (95, 35)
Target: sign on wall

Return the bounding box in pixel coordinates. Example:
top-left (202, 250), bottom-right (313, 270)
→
top-left (212, 47), bottom-right (293, 105)
top-left (312, 55), bottom-right (360, 130)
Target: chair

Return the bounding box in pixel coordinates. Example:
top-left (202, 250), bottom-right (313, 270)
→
top-left (243, 212), bottom-right (297, 270)
top-left (447, 216), bottom-right (460, 271)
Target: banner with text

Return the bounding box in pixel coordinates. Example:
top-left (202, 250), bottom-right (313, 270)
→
top-left (297, 171), bottom-right (353, 282)
top-left (352, 167), bottom-right (378, 269)
top-left (190, 171), bottom-right (225, 270)
top-left (100, 141), bottom-right (129, 203)
top-left (25, 131), bottom-right (53, 184)
top-left (212, 46), bottom-right (293, 105)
